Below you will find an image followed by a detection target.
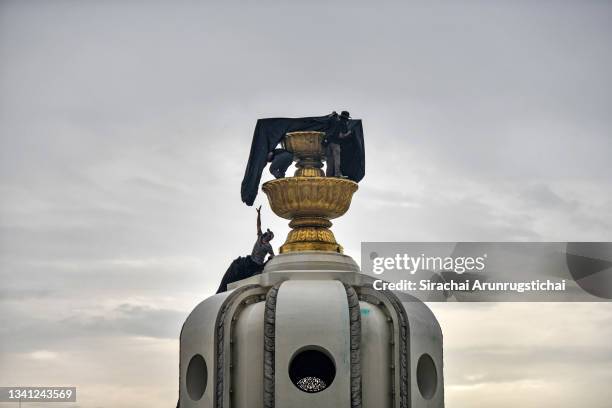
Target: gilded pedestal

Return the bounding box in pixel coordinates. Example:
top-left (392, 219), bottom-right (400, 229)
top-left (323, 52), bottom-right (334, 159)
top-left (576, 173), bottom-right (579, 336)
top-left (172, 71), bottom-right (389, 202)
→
top-left (262, 131), bottom-right (358, 253)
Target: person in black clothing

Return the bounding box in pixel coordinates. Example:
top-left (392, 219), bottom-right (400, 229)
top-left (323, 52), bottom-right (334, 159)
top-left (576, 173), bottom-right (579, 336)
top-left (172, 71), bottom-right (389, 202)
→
top-left (216, 205), bottom-right (275, 293)
top-left (268, 147), bottom-right (293, 178)
top-left (324, 110), bottom-right (353, 177)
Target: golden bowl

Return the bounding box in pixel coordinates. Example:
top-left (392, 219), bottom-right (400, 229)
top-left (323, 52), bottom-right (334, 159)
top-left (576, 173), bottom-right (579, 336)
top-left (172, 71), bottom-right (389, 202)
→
top-left (264, 130), bottom-right (358, 253)
top-left (282, 131), bottom-right (326, 160)
top-left (262, 177), bottom-right (358, 220)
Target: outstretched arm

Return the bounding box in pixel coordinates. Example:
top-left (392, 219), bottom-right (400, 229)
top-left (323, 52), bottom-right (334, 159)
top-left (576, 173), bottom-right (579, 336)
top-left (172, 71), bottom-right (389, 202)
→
top-left (256, 205), bottom-right (262, 236)
top-left (339, 130), bottom-right (353, 139)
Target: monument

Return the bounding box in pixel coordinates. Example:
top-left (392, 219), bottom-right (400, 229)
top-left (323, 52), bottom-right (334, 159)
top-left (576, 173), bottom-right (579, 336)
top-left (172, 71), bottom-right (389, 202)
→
top-left (178, 129), bottom-right (444, 407)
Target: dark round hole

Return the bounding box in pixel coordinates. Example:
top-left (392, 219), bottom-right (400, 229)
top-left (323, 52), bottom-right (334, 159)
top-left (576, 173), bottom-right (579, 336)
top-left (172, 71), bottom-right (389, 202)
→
top-left (186, 354), bottom-right (207, 401)
top-left (289, 347), bottom-right (336, 393)
top-left (416, 353), bottom-right (437, 400)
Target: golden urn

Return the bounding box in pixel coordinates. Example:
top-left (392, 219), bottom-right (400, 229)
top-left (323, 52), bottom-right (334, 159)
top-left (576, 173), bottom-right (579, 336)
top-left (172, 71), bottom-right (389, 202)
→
top-left (262, 131), bottom-right (358, 253)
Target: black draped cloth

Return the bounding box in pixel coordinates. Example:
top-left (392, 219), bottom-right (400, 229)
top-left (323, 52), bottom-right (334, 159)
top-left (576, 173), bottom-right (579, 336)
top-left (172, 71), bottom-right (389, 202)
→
top-left (240, 115), bottom-right (365, 206)
top-left (215, 255), bottom-right (265, 293)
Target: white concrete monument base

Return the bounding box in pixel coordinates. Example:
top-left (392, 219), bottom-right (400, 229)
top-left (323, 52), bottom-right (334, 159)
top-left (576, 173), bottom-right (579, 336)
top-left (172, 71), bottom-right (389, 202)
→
top-left (179, 252), bottom-right (444, 408)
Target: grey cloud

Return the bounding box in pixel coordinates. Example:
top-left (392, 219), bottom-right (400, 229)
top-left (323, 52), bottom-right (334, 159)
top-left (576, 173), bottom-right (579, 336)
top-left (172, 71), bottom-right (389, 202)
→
top-left (1, 1), bottom-right (612, 407)
top-left (454, 344), bottom-right (612, 366)
top-left (520, 184), bottom-right (580, 211)
top-left (62, 303), bottom-right (185, 340)
top-left (0, 288), bottom-right (55, 300)
top-left (0, 302), bottom-right (185, 354)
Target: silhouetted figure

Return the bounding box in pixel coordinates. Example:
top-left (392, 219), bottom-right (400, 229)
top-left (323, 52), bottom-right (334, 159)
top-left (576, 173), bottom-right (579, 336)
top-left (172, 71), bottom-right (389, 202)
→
top-left (268, 147), bottom-right (293, 178)
top-left (216, 206), bottom-right (275, 293)
top-left (324, 111), bottom-right (353, 177)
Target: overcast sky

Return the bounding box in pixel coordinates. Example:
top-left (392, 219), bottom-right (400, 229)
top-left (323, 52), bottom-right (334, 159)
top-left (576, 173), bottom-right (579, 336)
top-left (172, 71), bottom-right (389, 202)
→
top-left (1, 1), bottom-right (611, 407)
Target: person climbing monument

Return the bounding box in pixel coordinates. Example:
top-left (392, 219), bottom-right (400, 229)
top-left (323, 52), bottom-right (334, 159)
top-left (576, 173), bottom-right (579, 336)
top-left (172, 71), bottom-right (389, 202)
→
top-left (323, 110), bottom-right (354, 177)
top-left (216, 205), bottom-right (275, 293)
top-left (267, 146), bottom-right (293, 179)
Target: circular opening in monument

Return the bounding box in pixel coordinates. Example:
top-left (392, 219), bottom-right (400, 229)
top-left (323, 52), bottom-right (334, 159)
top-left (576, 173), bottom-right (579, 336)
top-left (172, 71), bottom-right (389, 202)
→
top-left (186, 354), bottom-right (207, 401)
top-left (289, 347), bottom-right (336, 393)
top-left (417, 353), bottom-right (437, 400)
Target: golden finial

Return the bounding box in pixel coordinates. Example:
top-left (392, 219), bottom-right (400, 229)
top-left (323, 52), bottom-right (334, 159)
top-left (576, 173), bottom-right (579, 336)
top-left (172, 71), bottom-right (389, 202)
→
top-left (262, 131), bottom-right (358, 253)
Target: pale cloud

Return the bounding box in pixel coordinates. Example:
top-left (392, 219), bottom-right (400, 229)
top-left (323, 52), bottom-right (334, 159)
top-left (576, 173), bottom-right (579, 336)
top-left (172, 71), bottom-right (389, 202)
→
top-left (28, 350), bottom-right (60, 361)
top-left (430, 302), bottom-right (612, 408)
